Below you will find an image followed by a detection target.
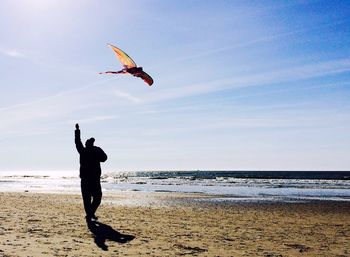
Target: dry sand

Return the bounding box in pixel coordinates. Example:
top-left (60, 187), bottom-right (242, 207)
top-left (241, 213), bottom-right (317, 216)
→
top-left (0, 192), bottom-right (349, 256)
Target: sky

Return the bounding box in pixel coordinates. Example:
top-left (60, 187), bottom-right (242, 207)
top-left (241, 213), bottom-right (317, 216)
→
top-left (0, 0), bottom-right (349, 172)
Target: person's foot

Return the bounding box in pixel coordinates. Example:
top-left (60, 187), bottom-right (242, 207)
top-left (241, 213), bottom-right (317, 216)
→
top-left (85, 215), bottom-right (93, 223)
top-left (85, 214), bottom-right (98, 223)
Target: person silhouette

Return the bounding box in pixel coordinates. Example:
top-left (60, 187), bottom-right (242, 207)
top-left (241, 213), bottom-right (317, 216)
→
top-left (75, 123), bottom-right (108, 222)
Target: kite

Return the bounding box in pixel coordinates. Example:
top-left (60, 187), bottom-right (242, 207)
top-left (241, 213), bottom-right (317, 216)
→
top-left (99, 44), bottom-right (154, 86)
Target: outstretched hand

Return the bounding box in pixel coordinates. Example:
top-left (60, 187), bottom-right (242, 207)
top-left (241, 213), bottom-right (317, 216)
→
top-left (75, 123), bottom-right (79, 130)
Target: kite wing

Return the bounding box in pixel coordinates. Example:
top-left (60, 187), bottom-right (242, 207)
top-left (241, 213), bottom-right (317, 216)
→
top-left (108, 44), bottom-right (137, 69)
top-left (135, 71), bottom-right (154, 86)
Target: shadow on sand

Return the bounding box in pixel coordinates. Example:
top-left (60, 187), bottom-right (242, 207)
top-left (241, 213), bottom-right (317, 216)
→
top-left (87, 221), bottom-right (135, 251)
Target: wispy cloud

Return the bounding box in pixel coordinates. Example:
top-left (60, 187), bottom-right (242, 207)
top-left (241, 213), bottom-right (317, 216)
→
top-left (113, 89), bottom-right (142, 104)
top-left (0, 78), bottom-right (118, 137)
top-left (70, 115), bottom-right (116, 125)
top-left (0, 78), bottom-right (115, 113)
top-left (145, 58), bottom-right (350, 103)
top-left (153, 19), bottom-right (349, 67)
top-left (0, 47), bottom-right (25, 58)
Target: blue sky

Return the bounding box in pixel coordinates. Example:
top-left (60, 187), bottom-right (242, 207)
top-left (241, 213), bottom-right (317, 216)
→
top-left (0, 0), bottom-right (349, 172)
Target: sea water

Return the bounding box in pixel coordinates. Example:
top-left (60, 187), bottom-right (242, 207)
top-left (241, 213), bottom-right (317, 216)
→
top-left (1, 170), bottom-right (349, 202)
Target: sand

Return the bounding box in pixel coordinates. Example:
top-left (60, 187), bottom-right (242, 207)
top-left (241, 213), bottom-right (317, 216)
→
top-left (0, 192), bottom-right (349, 257)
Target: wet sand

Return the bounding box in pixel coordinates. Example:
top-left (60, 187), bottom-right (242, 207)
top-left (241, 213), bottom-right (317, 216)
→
top-left (0, 192), bottom-right (349, 256)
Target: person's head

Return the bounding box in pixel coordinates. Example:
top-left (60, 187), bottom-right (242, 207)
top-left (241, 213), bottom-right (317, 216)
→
top-left (85, 138), bottom-right (95, 148)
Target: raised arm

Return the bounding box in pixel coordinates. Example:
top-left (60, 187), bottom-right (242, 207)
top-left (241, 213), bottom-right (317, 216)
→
top-left (75, 123), bottom-right (84, 153)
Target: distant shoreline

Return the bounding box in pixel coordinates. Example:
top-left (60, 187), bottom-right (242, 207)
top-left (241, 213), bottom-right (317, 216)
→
top-left (1, 170), bottom-right (350, 180)
top-left (1, 170), bottom-right (350, 203)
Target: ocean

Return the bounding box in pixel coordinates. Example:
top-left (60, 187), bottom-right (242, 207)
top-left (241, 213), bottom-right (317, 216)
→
top-left (1, 170), bottom-right (350, 202)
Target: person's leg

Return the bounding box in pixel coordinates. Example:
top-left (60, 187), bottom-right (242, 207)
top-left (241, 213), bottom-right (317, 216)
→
top-left (81, 180), bottom-right (93, 219)
top-left (91, 181), bottom-right (102, 218)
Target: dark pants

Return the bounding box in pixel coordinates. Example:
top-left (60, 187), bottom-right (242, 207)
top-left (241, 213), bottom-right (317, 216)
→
top-left (81, 179), bottom-right (102, 218)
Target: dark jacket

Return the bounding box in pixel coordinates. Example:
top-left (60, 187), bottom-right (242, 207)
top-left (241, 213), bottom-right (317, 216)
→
top-left (75, 129), bottom-right (107, 180)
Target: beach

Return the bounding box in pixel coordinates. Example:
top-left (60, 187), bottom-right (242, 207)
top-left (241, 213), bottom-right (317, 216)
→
top-left (0, 192), bottom-right (349, 256)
